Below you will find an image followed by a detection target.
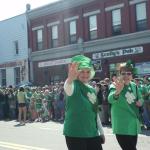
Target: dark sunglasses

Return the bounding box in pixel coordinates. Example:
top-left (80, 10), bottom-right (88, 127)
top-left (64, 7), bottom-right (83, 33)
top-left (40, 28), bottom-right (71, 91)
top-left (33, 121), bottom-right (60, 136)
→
top-left (121, 72), bottom-right (132, 76)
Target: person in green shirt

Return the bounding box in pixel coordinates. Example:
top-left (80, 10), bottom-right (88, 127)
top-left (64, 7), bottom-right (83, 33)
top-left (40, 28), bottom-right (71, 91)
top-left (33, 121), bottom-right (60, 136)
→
top-left (35, 88), bottom-right (43, 122)
top-left (43, 89), bottom-right (52, 120)
top-left (108, 60), bottom-right (143, 150)
top-left (63, 55), bottom-right (104, 150)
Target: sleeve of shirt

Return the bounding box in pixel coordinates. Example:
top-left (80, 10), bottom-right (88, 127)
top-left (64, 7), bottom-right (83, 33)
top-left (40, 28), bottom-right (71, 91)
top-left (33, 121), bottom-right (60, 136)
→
top-left (108, 83), bottom-right (120, 104)
top-left (64, 79), bottom-right (74, 96)
top-left (97, 113), bottom-right (104, 135)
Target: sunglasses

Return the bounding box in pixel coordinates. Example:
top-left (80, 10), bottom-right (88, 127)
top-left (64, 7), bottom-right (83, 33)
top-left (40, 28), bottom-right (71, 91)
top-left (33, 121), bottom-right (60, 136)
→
top-left (121, 72), bottom-right (132, 76)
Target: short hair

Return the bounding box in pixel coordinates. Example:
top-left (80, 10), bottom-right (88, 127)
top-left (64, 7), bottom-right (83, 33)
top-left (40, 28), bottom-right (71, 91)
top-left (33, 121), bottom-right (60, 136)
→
top-left (19, 87), bottom-right (24, 92)
top-left (111, 73), bottom-right (117, 78)
top-left (120, 65), bottom-right (133, 73)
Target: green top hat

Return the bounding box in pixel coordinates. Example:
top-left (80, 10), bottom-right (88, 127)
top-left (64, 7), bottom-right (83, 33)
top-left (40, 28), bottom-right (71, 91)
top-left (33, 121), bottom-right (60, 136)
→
top-left (71, 55), bottom-right (95, 79)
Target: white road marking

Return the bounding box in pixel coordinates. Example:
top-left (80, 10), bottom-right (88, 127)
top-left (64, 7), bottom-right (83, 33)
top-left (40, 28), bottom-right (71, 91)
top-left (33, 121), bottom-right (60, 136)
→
top-left (0, 143), bottom-right (23, 150)
top-left (0, 141), bottom-right (52, 150)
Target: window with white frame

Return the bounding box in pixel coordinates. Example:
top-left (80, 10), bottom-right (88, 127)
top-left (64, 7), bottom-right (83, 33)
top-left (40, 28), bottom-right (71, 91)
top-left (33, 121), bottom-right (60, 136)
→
top-left (136, 3), bottom-right (147, 31)
top-left (89, 15), bottom-right (98, 40)
top-left (14, 67), bottom-right (20, 85)
top-left (51, 25), bottom-right (58, 48)
top-left (69, 20), bottom-right (77, 44)
top-left (14, 41), bottom-right (19, 55)
top-left (36, 29), bottom-right (43, 50)
top-left (1, 69), bottom-right (6, 87)
top-left (112, 9), bottom-right (121, 35)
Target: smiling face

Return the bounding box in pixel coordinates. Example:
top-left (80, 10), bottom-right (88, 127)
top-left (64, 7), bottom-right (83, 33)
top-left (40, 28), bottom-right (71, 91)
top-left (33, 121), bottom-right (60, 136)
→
top-left (77, 69), bottom-right (91, 83)
top-left (120, 66), bottom-right (133, 85)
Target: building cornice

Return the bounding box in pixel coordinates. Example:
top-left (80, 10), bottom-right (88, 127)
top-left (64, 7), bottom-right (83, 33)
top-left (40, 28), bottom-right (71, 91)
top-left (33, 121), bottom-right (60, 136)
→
top-left (31, 44), bottom-right (83, 61)
top-left (31, 30), bottom-right (150, 61)
top-left (83, 30), bottom-right (150, 53)
top-left (27, 0), bottom-right (95, 20)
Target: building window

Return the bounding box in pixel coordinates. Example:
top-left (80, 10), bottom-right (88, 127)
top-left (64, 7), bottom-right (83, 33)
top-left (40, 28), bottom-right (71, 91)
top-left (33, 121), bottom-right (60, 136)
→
top-left (136, 3), bottom-right (147, 31)
top-left (1, 69), bottom-right (6, 87)
top-left (69, 20), bottom-right (77, 44)
top-left (14, 41), bottom-right (19, 54)
top-left (89, 15), bottom-right (98, 40)
top-left (14, 67), bottom-right (20, 85)
top-left (112, 9), bottom-right (121, 35)
top-left (51, 25), bottom-right (58, 48)
top-left (36, 29), bottom-right (43, 50)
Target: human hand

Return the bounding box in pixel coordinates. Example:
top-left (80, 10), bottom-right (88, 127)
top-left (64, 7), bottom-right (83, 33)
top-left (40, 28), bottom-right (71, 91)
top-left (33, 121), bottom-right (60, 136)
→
top-left (67, 63), bottom-right (79, 83)
top-left (136, 101), bottom-right (142, 107)
top-left (113, 77), bottom-right (124, 95)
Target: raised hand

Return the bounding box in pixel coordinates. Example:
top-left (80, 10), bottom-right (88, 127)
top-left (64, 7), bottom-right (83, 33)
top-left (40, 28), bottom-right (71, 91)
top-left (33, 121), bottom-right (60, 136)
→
top-left (113, 77), bottom-right (124, 95)
top-left (67, 63), bottom-right (79, 83)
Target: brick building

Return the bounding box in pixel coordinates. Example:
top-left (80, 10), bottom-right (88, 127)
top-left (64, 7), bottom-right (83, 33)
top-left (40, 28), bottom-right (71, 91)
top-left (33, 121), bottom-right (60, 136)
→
top-left (27, 0), bottom-right (150, 85)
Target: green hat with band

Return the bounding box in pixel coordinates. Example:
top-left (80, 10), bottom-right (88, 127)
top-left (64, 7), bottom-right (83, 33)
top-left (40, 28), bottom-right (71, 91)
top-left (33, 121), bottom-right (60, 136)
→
top-left (71, 55), bottom-right (95, 79)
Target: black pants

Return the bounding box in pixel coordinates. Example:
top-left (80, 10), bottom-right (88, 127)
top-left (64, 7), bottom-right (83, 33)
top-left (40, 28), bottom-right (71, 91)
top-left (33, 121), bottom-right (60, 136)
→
top-left (65, 136), bottom-right (103, 150)
top-left (116, 134), bottom-right (137, 150)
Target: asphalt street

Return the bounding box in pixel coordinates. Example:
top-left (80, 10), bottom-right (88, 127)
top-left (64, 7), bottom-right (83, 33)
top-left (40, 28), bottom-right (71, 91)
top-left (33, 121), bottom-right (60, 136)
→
top-left (0, 120), bottom-right (149, 150)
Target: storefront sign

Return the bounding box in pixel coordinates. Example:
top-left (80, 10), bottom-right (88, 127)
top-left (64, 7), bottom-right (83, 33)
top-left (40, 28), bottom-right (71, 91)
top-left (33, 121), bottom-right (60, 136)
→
top-left (92, 46), bottom-right (143, 60)
top-left (38, 58), bottom-right (71, 68)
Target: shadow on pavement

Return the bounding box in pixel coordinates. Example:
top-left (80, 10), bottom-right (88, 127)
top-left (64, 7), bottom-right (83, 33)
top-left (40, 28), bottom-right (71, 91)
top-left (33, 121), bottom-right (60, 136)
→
top-left (14, 123), bottom-right (25, 127)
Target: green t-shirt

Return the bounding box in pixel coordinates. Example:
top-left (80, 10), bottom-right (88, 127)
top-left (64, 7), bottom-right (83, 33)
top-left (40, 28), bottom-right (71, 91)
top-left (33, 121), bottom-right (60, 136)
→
top-left (63, 80), bottom-right (99, 138)
top-left (108, 81), bottom-right (144, 135)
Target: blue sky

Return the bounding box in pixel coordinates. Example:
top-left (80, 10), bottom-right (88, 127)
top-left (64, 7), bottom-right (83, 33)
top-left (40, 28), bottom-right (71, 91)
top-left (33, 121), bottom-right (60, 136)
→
top-left (0, 0), bottom-right (59, 21)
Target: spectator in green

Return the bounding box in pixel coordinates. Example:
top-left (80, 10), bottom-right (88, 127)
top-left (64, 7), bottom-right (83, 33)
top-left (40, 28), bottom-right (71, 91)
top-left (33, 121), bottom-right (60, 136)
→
top-left (43, 89), bottom-right (52, 120)
top-left (35, 88), bottom-right (43, 122)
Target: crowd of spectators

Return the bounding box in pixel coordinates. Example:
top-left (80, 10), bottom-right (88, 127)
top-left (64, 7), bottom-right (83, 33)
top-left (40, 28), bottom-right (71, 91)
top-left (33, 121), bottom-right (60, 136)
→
top-left (0, 75), bottom-right (150, 129)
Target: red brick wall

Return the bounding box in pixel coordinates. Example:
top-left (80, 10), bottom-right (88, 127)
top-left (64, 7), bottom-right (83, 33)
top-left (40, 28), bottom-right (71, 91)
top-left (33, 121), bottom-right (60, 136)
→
top-left (130, 4), bottom-right (136, 33)
top-left (122, 0), bottom-right (130, 34)
top-left (147, 0), bottom-right (150, 29)
top-left (29, 0), bottom-right (150, 52)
